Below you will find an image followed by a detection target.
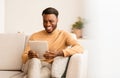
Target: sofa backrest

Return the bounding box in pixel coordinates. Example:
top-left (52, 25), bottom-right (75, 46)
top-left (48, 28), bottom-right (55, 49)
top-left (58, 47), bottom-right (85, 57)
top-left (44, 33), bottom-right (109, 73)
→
top-left (0, 33), bottom-right (26, 70)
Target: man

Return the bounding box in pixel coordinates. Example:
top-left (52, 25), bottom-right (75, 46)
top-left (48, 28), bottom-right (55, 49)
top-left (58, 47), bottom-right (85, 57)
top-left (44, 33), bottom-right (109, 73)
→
top-left (22, 7), bottom-right (84, 78)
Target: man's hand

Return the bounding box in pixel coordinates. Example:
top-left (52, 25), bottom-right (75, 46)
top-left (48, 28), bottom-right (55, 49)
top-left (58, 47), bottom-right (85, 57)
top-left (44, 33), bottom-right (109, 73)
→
top-left (28, 50), bottom-right (39, 59)
top-left (43, 51), bottom-right (64, 59)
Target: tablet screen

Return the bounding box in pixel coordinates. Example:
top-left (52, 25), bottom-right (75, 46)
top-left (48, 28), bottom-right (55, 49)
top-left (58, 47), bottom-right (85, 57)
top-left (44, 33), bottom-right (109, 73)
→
top-left (29, 40), bottom-right (48, 59)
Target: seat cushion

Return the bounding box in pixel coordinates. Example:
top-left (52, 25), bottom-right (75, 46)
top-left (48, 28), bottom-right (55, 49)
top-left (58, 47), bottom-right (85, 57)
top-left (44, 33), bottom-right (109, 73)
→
top-left (0, 33), bottom-right (26, 70)
top-left (0, 71), bottom-right (25, 78)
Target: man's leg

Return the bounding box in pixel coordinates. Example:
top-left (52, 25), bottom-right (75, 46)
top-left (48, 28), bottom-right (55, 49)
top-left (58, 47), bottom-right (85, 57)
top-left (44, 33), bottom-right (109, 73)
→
top-left (22, 58), bottom-right (52, 78)
top-left (27, 58), bottom-right (41, 78)
top-left (51, 56), bottom-right (69, 78)
top-left (22, 58), bottom-right (41, 78)
top-left (40, 61), bottom-right (52, 78)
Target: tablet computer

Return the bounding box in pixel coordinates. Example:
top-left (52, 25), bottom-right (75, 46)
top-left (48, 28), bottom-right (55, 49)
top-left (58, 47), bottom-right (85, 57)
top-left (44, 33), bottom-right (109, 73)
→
top-left (29, 40), bottom-right (48, 59)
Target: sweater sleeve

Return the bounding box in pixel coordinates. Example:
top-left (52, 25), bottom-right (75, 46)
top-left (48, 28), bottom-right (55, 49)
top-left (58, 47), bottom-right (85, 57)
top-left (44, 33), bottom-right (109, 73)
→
top-left (22, 35), bottom-right (33, 64)
top-left (62, 32), bottom-right (84, 57)
top-left (22, 43), bottom-right (30, 64)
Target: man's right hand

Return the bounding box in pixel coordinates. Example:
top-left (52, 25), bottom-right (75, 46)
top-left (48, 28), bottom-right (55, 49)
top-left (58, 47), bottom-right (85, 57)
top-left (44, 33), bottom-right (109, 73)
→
top-left (28, 50), bottom-right (39, 59)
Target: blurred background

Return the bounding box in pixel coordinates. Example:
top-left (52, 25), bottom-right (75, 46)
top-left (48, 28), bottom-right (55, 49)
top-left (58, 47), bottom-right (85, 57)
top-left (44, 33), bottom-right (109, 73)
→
top-left (0, 0), bottom-right (120, 78)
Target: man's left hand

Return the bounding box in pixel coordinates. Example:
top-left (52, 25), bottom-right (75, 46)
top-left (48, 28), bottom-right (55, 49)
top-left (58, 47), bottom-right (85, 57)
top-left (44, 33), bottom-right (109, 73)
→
top-left (43, 51), bottom-right (64, 59)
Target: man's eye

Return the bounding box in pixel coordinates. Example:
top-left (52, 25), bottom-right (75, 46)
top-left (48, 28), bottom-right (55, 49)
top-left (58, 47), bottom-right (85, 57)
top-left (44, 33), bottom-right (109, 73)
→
top-left (49, 20), bottom-right (54, 23)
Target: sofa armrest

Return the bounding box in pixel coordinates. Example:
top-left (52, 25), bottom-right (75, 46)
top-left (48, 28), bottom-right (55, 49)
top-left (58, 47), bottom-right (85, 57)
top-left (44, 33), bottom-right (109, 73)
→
top-left (66, 50), bottom-right (88, 78)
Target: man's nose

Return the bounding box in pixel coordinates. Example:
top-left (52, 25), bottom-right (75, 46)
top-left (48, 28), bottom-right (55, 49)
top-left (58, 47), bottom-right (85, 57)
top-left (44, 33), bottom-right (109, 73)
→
top-left (46, 22), bottom-right (51, 26)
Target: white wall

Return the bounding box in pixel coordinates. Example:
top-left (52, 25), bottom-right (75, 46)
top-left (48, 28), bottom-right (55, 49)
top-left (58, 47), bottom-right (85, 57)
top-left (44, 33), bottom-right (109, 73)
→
top-left (86, 0), bottom-right (120, 78)
top-left (5, 0), bottom-right (85, 34)
top-left (0, 0), bottom-right (5, 33)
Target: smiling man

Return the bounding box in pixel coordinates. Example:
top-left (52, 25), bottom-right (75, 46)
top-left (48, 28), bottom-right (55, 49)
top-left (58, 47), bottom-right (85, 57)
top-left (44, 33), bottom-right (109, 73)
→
top-left (43, 11), bottom-right (58, 33)
top-left (22, 7), bottom-right (83, 78)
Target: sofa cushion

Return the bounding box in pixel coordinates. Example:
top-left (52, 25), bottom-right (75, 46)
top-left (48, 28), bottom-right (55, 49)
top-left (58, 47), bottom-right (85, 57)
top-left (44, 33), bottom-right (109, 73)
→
top-left (0, 71), bottom-right (25, 78)
top-left (0, 33), bottom-right (26, 70)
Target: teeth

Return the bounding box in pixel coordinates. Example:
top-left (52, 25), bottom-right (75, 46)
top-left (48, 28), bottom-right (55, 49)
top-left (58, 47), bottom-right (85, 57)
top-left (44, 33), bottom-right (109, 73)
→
top-left (47, 27), bottom-right (52, 30)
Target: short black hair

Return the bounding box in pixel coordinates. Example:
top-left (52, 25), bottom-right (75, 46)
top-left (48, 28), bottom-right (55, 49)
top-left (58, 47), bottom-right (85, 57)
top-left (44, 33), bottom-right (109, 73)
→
top-left (42, 7), bottom-right (59, 17)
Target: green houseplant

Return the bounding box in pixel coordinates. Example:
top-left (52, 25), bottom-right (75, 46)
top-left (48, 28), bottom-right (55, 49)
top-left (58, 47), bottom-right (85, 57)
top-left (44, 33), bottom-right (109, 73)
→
top-left (71, 17), bottom-right (84, 39)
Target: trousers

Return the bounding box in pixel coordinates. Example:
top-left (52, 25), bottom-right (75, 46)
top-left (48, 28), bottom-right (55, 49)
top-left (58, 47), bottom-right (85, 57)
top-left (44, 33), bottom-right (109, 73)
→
top-left (22, 56), bottom-right (69, 78)
top-left (22, 58), bottom-right (51, 78)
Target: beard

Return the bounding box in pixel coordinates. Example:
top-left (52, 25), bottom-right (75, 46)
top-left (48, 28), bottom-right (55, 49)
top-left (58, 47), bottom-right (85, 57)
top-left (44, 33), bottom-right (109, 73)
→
top-left (44, 25), bottom-right (57, 33)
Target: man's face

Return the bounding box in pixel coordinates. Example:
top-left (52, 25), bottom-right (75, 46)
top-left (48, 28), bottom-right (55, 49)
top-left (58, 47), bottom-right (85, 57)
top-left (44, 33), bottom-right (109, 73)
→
top-left (43, 14), bottom-right (58, 33)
